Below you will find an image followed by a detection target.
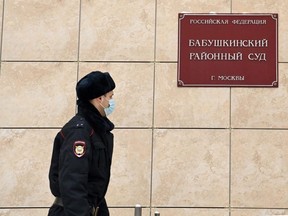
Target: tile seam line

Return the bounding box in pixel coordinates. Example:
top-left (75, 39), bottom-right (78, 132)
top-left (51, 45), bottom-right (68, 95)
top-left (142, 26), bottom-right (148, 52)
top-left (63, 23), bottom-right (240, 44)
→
top-left (0, 0), bottom-right (5, 75)
top-left (149, 0), bottom-right (158, 214)
top-left (2, 127), bottom-right (288, 130)
top-left (0, 60), bottom-right (178, 63)
top-left (75, 0), bottom-right (82, 114)
top-left (2, 61), bottom-right (286, 63)
top-left (1, 206), bottom-right (288, 210)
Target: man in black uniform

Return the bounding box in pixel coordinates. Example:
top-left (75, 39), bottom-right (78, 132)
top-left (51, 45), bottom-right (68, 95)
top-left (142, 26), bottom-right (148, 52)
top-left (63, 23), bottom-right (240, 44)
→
top-left (48, 71), bottom-right (116, 216)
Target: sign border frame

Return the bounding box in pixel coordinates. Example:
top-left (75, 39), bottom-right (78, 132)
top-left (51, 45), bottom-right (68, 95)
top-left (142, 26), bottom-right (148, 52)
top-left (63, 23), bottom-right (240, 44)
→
top-left (177, 13), bottom-right (279, 87)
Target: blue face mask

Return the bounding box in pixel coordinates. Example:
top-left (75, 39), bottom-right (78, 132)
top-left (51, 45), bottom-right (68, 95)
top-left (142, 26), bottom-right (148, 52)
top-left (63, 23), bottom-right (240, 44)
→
top-left (103, 98), bottom-right (115, 116)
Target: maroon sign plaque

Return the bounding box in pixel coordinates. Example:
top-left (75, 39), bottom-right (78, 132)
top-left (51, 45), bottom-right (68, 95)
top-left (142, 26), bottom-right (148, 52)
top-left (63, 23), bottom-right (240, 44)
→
top-left (177, 13), bottom-right (278, 87)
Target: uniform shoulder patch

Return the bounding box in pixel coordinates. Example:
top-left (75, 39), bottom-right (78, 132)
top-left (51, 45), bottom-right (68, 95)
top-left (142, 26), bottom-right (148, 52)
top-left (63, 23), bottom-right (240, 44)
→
top-left (73, 141), bottom-right (86, 158)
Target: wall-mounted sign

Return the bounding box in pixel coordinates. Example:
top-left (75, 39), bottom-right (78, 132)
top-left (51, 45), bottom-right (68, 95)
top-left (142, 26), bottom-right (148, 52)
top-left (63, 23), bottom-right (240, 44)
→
top-left (177, 13), bottom-right (278, 87)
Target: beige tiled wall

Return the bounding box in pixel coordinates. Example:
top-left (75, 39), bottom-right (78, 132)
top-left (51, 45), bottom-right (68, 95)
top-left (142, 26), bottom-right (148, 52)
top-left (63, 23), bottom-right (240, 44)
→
top-left (0, 0), bottom-right (287, 216)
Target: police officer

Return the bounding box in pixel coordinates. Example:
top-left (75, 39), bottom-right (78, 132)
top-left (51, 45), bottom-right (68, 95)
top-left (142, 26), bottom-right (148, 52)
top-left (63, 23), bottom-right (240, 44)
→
top-left (48, 71), bottom-right (116, 216)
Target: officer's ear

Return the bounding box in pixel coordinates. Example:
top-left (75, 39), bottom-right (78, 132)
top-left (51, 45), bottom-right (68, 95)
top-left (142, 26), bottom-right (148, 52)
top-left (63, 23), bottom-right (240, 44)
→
top-left (89, 96), bottom-right (101, 105)
top-left (90, 97), bottom-right (103, 110)
top-left (96, 96), bottom-right (104, 103)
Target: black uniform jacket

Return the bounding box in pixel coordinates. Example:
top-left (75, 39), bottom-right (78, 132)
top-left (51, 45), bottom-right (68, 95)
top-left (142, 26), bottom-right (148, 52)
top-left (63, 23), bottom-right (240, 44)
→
top-left (48, 100), bottom-right (114, 216)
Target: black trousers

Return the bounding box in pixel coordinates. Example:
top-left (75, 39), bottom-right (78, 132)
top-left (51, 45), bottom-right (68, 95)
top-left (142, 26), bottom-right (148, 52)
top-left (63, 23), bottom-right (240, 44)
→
top-left (47, 199), bottom-right (109, 216)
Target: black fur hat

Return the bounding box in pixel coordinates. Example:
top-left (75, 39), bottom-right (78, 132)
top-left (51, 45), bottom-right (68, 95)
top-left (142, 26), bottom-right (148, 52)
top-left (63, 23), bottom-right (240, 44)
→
top-left (76, 71), bottom-right (115, 101)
